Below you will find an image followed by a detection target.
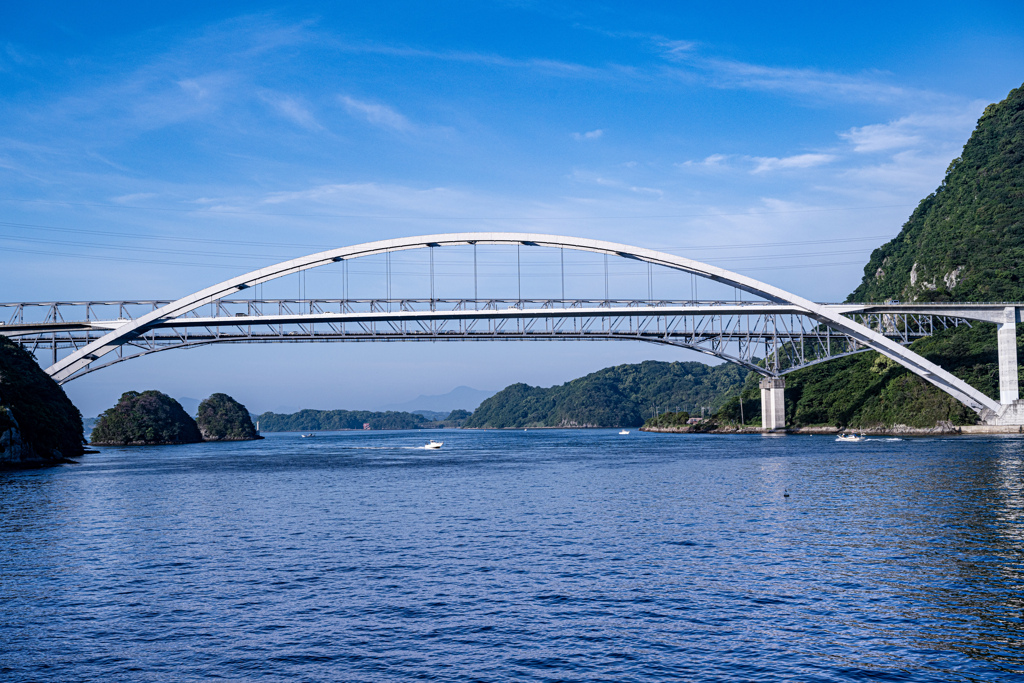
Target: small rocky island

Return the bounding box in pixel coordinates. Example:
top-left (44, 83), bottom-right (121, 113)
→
top-left (0, 336), bottom-right (85, 469)
top-left (90, 390), bottom-right (203, 445)
top-left (90, 390), bottom-right (262, 445)
top-left (196, 393), bottom-right (262, 441)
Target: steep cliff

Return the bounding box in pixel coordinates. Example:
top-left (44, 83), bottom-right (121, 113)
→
top-left (0, 336), bottom-right (84, 468)
top-left (718, 82), bottom-right (1024, 428)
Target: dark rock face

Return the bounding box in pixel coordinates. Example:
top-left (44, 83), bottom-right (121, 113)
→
top-left (196, 393), bottom-right (261, 441)
top-left (0, 336), bottom-right (84, 469)
top-left (90, 390), bottom-right (202, 445)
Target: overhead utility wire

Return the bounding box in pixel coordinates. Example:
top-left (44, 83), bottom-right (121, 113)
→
top-left (0, 198), bottom-right (915, 220)
top-left (0, 219), bottom-right (893, 254)
top-left (0, 245), bottom-right (870, 274)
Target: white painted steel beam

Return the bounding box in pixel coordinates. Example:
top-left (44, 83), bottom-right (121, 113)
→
top-left (41, 232), bottom-right (1003, 415)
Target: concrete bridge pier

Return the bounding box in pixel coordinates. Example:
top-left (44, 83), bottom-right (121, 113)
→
top-left (984, 306), bottom-right (1024, 425)
top-left (760, 377), bottom-right (786, 430)
top-left (998, 307), bottom-right (1019, 404)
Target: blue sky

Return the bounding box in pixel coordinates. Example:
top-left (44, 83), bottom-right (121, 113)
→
top-left (2, 1), bottom-right (1023, 416)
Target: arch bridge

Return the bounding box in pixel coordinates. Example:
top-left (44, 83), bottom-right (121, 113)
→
top-left (2, 233), bottom-right (1022, 427)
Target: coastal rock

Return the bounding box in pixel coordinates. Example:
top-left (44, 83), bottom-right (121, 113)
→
top-left (90, 390), bottom-right (202, 446)
top-left (196, 393), bottom-right (261, 441)
top-left (0, 336), bottom-right (84, 469)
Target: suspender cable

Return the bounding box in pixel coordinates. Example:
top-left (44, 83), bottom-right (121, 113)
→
top-left (429, 246), bottom-right (435, 311)
top-left (604, 253), bottom-right (609, 305)
top-left (473, 243), bottom-right (478, 309)
top-left (560, 248), bottom-right (565, 306)
top-left (386, 250), bottom-right (391, 312)
top-left (517, 243), bottom-right (521, 304)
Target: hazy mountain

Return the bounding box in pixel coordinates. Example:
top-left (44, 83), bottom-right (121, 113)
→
top-left (384, 386), bottom-right (496, 413)
top-left (175, 396), bottom-right (201, 417)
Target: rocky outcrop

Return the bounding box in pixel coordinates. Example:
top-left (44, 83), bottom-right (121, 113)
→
top-left (90, 390), bottom-right (202, 446)
top-left (0, 337), bottom-right (84, 469)
top-left (196, 393), bottom-right (261, 441)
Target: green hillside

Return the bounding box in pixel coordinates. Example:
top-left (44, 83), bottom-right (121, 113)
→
top-left (256, 409), bottom-right (428, 431)
top-left (717, 82), bottom-right (1024, 429)
top-left (465, 360), bottom-right (747, 429)
top-left (0, 336), bottom-right (84, 467)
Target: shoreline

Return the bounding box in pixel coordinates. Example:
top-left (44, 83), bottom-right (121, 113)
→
top-left (641, 424), bottom-right (1024, 436)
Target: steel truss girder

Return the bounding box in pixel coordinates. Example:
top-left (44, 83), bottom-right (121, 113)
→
top-left (0, 230), bottom-right (1009, 414)
top-left (10, 306), bottom-right (954, 383)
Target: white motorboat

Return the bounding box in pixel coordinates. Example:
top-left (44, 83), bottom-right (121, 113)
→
top-left (836, 433), bottom-right (865, 442)
top-left (619, 430), bottom-right (630, 435)
top-left (301, 433), bottom-right (316, 438)
top-left (424, 440), bottom-right (443, 449)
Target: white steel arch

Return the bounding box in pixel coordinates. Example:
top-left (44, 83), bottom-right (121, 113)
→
top-left (46, 232), bottom-right (1001, 414)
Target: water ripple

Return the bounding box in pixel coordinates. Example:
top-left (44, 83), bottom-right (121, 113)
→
top-left (1, 430), bottom-right (1023, 681)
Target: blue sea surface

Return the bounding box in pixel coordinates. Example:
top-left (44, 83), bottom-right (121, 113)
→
top-left (2, 429), bottom-right (1023, 681)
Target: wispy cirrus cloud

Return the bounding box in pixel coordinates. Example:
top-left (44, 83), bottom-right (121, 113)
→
top-left (339, 95), bottom-right (414, 132)
top-left (840, 104), bottom-right (986, 152)
top-left (750, 153), bottom-right (836, 173)
top-left (678, 152), bottom-right (836, 174)
top-left (258, 91), bottom-right (322, 130)
top-left (572, 129), bottom-right (603, 141)
top-left (677, 153), bottom-right (730, 169)
top-left (644, 34), bottom-right (937, 105)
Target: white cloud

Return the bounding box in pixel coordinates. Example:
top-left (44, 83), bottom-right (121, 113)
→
top-left (569, 169), bottom-right (664, 196)
top-left (258, 91), bottom-right (322, 130)
top-left (750, 153), bottom-right (836, 173)
top-left (339, 95), bottom-right (414, 132)
top-left (841, 122), bottom-right (921, 153)
top-left (572, 129), bottom-right (603, 141)
top-left (840, 104), bottom-right (985, 153)
top-left (678, 153), bottom-right (731, 169)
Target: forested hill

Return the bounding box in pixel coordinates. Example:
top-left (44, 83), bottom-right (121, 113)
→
top-left (465, 360), bottom-right (747, 429)
top-left (255, 409), bottom-right (429, 431)
top-left (722, 81), bottom-right (1024, 429)
top-left (849, 83), bottom-right (1024, 304)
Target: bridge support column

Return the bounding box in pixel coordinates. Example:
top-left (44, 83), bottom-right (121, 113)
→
top-left (760, 377), bottom-right (786, 431)
top-left (998, 307), bottom-right (1019, 405)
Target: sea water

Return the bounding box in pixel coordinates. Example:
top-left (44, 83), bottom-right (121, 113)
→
top-left (2, 430), bottom-right (1023, 681)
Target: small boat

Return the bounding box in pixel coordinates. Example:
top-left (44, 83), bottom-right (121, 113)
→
top-left (301, 433), bottom-right (317, 438)
top-left (836, 433), bottom-right (865, 442)
top-left (424, 440), bottom-right (443, 449)
top-left (619, 430), bottom-right (630, 435)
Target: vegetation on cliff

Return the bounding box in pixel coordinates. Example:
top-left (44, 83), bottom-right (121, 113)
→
top-left (90, 390), bottom-right (202, 445)
top-left (197, 393), bottom-right (261, 441)
top-left (642, 411), bottom-right (691, 429)
top-left (465, 361), bottom-right (747, 429)
top-left (255, 409), bottom-right (429, 431)
top-left (850, 83), bottom-right (1024, 304)
top-left (0, 336), bottom-right (84, 466)
top-left (725, 83), bottom-right (1024, 429)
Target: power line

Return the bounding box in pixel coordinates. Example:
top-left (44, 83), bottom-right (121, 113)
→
top-left (0, 218), bottom-right (894, 254)
top-left (0, 197), bottom-right (915, 220)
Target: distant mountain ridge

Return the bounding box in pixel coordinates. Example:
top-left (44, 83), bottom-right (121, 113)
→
top-left (384, 386), bottom-right (496, 413)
